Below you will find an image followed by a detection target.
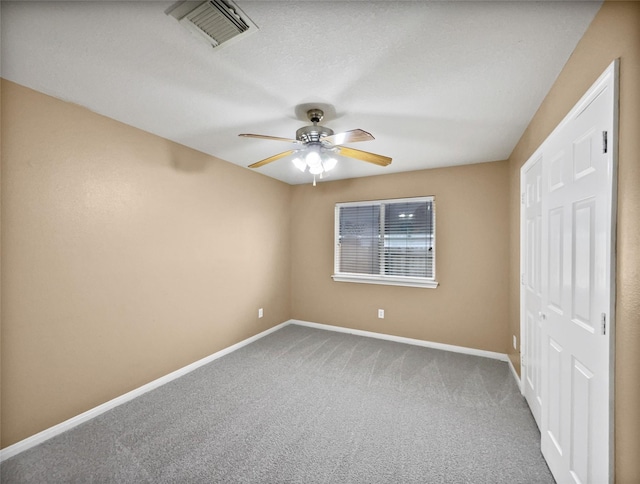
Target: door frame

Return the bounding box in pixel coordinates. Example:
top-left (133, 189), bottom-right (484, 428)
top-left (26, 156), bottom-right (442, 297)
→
top-left (519, 58), bottom-right (618, 482)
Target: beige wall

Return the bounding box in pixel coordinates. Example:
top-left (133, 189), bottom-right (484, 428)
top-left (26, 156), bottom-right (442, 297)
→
top-left (507, 2), bottom-right (640, 481)
top-left (291, 161), bottom-right (510, 354)
top-left (0, 80), bottom-right (292, 447)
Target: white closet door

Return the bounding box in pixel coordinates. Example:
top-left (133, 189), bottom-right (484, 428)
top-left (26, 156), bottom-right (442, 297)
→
top-left (538, 63), bottom-right (616, 484)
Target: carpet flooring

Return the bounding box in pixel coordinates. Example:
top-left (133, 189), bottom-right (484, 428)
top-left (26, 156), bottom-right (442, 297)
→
top-left (1, 324), bottom-right (555, 483)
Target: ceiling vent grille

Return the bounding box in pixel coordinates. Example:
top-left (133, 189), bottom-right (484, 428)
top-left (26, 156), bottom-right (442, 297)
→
top-left (167, 1), bottom-right (258, 49)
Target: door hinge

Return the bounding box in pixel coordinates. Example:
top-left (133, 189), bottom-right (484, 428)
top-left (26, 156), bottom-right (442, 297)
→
top-left (602, 131), bottom-right (608, 154)
top-left (601, 313), bottom-right (607, 335)
top-left (521, 193), bottom-right (526, 204)
top-left (521, 273), bottom-right (525, 285)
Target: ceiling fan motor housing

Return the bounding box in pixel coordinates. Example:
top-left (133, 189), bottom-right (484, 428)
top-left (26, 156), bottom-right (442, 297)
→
top-left (296, 125), bottom-right (334, 143)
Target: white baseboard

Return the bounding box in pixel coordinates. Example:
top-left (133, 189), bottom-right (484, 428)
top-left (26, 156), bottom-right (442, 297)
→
top-left (0, 320), bottom-right (291, 463)
top-left (291, 320), bottom-right (509, 362)
top-left (508, 355), bottom-right (523, 394)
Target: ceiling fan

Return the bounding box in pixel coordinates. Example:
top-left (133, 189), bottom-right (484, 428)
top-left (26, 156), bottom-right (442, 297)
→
top-left (239, 108), bottom-right (392, 185)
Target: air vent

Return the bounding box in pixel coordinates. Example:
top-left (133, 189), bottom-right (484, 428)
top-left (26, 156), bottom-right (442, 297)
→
top-left (167, 1), bottom-right (258, 49)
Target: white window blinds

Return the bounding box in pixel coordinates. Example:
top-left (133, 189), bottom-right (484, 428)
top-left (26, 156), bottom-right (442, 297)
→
top-left (333, 197), bottom-right (437, 288)
top-left (337, 204), bottom-right (381, 275)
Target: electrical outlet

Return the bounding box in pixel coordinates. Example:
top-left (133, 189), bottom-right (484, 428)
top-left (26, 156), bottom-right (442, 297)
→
top-left (513, 335), bottom-right (517, 349)
top-left (258, 308), bottom-right (263, 318)
top-left (378, 309), bottom-right (385, 319)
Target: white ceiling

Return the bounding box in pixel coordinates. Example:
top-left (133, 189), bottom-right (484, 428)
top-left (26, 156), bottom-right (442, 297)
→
top-left (1, 1), bottom-right (602, 185)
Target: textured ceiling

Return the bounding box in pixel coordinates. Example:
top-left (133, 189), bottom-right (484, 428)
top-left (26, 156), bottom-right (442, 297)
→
top-left (1, 1), bottom-right (602, 185)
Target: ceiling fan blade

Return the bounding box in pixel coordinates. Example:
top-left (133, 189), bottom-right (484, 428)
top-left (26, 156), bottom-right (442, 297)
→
top-left (239, 133), bottom-right (301, 144)
top-left (248, 150), bottom-right (297, 169)
top-left (321, 129), bottom-right (374, 145)
top-left (337, 146), bottom-right (392, 166)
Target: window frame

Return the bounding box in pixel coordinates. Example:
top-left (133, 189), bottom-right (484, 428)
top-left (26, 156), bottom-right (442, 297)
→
top-left (332, 196), bottom-right (438, 289)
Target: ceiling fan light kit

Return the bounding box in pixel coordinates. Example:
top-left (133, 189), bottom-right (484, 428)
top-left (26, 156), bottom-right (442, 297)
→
top-left (291, 145), bottom-right (339, 186)
top-left (239, 108), bottom-right (392, 186)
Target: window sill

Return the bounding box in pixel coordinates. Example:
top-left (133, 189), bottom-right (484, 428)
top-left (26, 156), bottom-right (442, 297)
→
top-left (331, 274), bottom-right (439, 289)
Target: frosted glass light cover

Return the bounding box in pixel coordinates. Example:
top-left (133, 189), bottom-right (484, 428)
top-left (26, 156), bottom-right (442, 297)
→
top-left (323, 157), bottom-right (338, 171)
top-left (305, 151), bottom-right (321, 166)
top-left (309, 164), bottom-right (323, 175)
top-left (292, 157), bottom-right (306, 172)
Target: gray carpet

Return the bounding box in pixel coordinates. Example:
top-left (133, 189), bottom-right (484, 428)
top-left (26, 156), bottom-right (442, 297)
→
top-left (1, 324), bottom-right (555, 483)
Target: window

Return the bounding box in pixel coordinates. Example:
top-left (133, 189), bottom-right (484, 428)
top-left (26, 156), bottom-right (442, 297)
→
top-left (333, 197), bottom-right (437, 288)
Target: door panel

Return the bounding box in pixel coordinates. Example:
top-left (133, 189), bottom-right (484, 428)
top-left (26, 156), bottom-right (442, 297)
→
top-left (547, 207), bottom-right (564, 313)
top-left (547, 337), bottom-right (564, 455)
top-left (570, 358), bottom-right (593, 484)
top-left (573, 129), bottom-right (596, 180)
top-left (572, 198), bottom-right (595, 331)
top-left (549, 152), bottom-right (565, 191)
